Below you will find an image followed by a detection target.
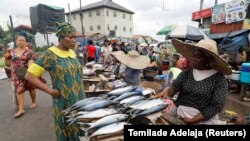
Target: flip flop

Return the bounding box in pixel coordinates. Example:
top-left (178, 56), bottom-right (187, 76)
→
top-left (14, 111), bottom-right (25, 118)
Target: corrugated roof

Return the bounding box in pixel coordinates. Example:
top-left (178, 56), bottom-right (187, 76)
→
top-left (66, 0), bottom-right (134, 14)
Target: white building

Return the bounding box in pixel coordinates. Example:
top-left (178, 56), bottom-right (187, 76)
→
top-left (65, 0), bottom-right (134, 39)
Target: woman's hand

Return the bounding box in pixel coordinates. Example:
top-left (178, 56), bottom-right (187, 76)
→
top-left (48, 88), bottom-right (60, 98)
top-left (151, 91), bottom-right (165, 99)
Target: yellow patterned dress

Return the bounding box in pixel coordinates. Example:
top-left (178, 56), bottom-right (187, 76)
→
top-left (28, 46), bottom-right (85, 141)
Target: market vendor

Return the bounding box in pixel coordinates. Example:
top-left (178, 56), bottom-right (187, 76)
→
top-left (153, 39), bottom-right (232, 125)
top-left (111, 50), bottom-right (150, 86)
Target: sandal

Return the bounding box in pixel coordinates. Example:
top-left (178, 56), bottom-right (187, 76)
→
top-left (14, 111), bottom-right (25, 118)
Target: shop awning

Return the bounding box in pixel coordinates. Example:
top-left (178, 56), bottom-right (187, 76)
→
top-left (206, 29), bottom-right (250, 40)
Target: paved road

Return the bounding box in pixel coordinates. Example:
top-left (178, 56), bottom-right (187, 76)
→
top-left (0, 73), bottom-right (56, 141)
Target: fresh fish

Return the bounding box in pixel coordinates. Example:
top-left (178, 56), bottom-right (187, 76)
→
top-left (78, 100), bottom-right (116, 111)
top-left (129, 99), bottom-right (151, 108)
top-left (63, 97), bottom-right (106, 114)
top-left (120, 96), bottom-right (145, 105)
top-left (77, 108), bottom-right (118, 119)
top-left (132, 104), bottom-right (168, 118)
top-left (131, 99), bottom-right (165, 110)
top-left (67, 108), bottom-right (118, 126)
top-left (80, 114), bottom-right (128, 130)
top-left (89, 122), bottom-right (128, 138)
top-left (113, 91), bottom-right (142, 101)
top-left (107, 86), bottom-right (137, 96)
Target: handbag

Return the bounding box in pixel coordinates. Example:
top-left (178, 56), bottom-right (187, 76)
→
top-left (16, 66), bottom-right (28, 80)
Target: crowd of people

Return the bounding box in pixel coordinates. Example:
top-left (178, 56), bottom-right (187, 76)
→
top-left (1, 22), bottom-right (250, 141)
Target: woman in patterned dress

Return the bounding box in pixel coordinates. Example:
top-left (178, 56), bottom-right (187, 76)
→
top-left (11, 33), bottom-right (37, 118)
top-left (25, 23), bottom-right (85, 141)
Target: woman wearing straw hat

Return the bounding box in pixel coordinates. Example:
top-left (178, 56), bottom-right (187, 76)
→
top-left (153, 38), bottom-right (232, 125)
top-left (111, 50), bottom-right (150, 86)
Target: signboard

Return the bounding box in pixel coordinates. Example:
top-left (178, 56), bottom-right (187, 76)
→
top-left (225, 0), bottom-right (247, 24)
top-left (243, 19), bottom-right (250, 29)
top-left (212, 4), bottom-right (226, 24)
top-left (192, 8), bottom-right (212, 20)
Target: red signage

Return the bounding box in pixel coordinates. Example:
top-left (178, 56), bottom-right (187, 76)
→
top-left (192, 8), bottom-right (212, 20)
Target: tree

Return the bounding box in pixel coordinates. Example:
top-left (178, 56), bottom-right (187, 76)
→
top-left (0, 25), bottom-right (5, 43)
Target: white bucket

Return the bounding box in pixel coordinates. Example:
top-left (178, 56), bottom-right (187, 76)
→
top-left (229, 70), bottom-right (241, 81)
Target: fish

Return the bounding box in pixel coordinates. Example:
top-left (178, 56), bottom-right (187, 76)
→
top-left (80, 114), bottom-right (128, 130)
top-left (130, 99), bottom-right (165, 110)
top-left (63, 97), bottom-right (106, 114)
top-left (119, 96), bottom-right (145, 105)
top-left (89, 122), bottom-right (128, 138)
top-left (107, 86), bottom-right (137, 96)
top-left (67, 108), bottom-right (118, 126)
top-left (76, 108), bottom-right (118, 119)
top-left (113, 91), bottom-right (142, 101)
top-left (129, 99), bottom-right (151, 108)
top-left (78, 100), bottom-right (116, 111)
top-left (132, 104), bottom-right (168, 118)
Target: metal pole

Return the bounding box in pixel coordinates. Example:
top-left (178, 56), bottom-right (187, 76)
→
top-left (200, 0), bottom-right (204, 10)
top-left (9, 15), bottom-right (16, 48)
top-left (68, 3), bottom-right (72, 24)
top-left (80, 0), bottom-right (84, 36)
top-left (215, 0), bottom-right (218, 6)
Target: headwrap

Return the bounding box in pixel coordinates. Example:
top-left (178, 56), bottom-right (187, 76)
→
top-left (56, 23), bottom-right (76, 38)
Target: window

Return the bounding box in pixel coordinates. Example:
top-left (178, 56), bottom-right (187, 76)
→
top-left (130, 27), bottom-right (132, 33)
top-left (89, 11), bottom-right (92, 17)
top-left (90, 26), bottom-right (93, 31)
top-left (122, 13), bottom-right (126, 19)
top-left (96, 10), bottom-right (100, 16)
top-left (97, 25), bottom-right (101, 30)
top-left (106, 10), bottom-right (109, 16)
top-left (73, 15), bottom-right (76, 20)
top-left (123, 26), bottom-right (126, 31)
top-left (107, 25), bottom-right (110, 31)
top-left (129, 15), bottom-right (132, 20)
top-left (114, 25), bottom-right (117, 30)
top-left (113, 11), bottom-right (117, 17)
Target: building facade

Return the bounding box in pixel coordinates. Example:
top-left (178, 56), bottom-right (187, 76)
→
top-left (65, 0), bottom-right (134, 38)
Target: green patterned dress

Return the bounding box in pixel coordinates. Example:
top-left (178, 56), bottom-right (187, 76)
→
top-left (28, 46), bottom-right (85, 141)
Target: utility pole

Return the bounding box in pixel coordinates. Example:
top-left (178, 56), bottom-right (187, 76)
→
top-left (9, 15), bottom-right (16, 48)
top-left (68, 3), bottom-right (72, 24)
top-left (79, 0), bottom-right (84, 36)
top-left (215, 0), bottom-right (218, 6)
top-left (200, 0), bottom-right (204, 10)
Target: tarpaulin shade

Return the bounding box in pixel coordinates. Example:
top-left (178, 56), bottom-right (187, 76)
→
top-left (30, 4), bottom-right (65, 34)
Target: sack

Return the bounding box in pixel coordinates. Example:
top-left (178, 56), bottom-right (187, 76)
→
top-left (16, 67), bottom-right (28, 80)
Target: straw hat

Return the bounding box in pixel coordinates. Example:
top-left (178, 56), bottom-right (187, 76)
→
top-left (111, 50), bottom-right (150, 70)
top-left (172, 39), bottom-right (232, 75)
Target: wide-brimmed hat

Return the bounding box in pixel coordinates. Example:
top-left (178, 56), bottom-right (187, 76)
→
top-left (172, 39), bottom-right (232, 75)
top-left (111, 50), bottom-right (150, 70)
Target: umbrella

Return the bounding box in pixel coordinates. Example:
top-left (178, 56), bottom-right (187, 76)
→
top-left (158, 24), bottom-right (207, 41)
top-left (157, 25), bottom-right (177, 35)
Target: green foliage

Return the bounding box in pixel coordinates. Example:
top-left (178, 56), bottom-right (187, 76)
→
top-left (34, 45), bottom-right (49, 52)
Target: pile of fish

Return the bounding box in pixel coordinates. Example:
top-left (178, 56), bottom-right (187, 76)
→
top-left (64, 85), bottom-right (168, 140)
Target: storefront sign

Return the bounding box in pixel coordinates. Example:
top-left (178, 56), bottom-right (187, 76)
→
top-left (212, 4), bottom-right (226, 24)
top-left (192, 8), bottom-right (212, 20)
top-left (225, 0), bottom-right (247, 24)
